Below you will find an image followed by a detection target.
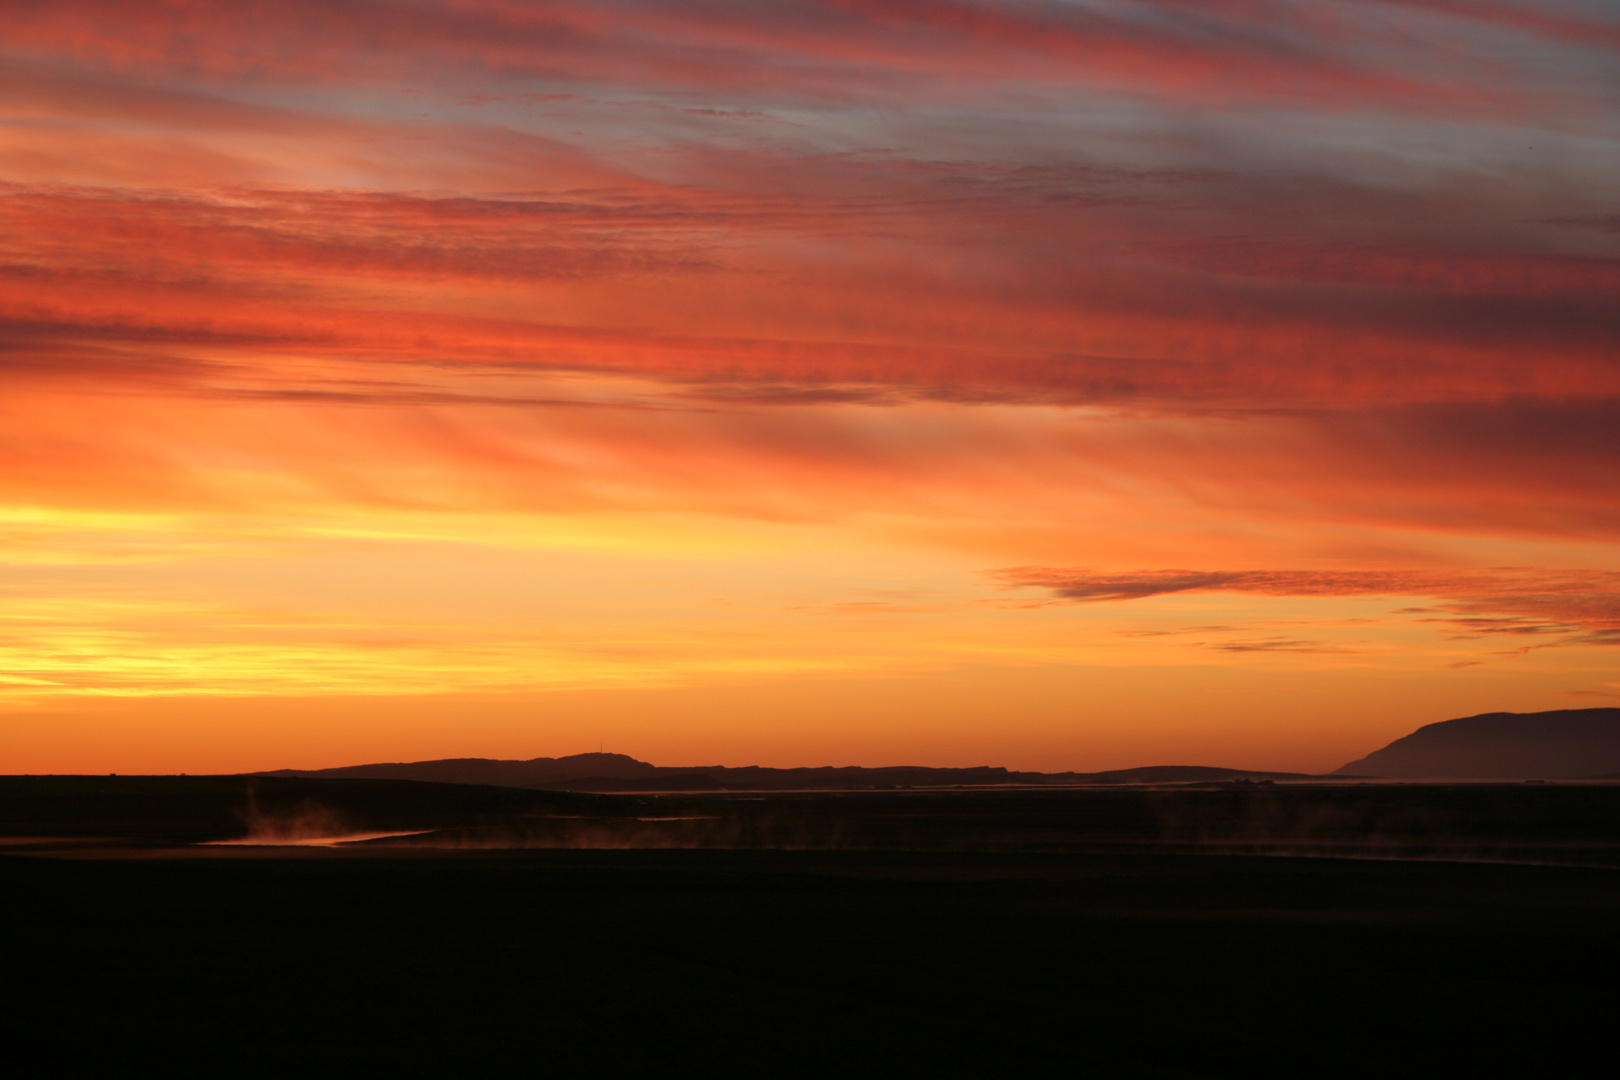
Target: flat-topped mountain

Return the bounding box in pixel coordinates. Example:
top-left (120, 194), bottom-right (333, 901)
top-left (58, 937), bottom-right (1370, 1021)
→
top-left (260, 755), bottom-right (1317, 791)
top-left (1334, 708), bottom-right (1620, 779)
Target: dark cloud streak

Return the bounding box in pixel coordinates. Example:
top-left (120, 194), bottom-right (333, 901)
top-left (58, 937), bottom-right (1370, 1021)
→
top-left (992, 567), bottom-right (1620, 649)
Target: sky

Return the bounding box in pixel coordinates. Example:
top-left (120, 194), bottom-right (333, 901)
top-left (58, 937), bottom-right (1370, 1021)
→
top-left (2, 0), bottom-right (1617, 774)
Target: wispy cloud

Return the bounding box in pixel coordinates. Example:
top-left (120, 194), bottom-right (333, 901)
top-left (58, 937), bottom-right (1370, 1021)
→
top-left (1, 0), bottom-right (1569, 107)
top-left (991, 567), bottom-right (1620, 649)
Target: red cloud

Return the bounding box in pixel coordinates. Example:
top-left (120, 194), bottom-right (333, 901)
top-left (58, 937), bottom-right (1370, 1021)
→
top-left (4, 180), bottom-right (1615, 411)
top-left (1, 0), bottom-right (1587, 114)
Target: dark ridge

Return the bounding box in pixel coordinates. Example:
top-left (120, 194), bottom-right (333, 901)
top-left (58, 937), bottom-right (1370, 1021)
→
top-left (260, 754), bottom-right (1322, 791)
top-left (1334, 708), bottom-right (1620, 778)
top-left (257, 752), bottom-right (657, 787)
top-left (1077, 765), bottom-right (1320, 784)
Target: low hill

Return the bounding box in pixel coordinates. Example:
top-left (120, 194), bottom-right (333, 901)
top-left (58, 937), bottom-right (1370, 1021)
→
top-left (260, 752), bottom-right (656, 787)
top-left (1334, 708), bottom-right (1620, 778)
top-left (263, 755), bottom-right (1319, 791)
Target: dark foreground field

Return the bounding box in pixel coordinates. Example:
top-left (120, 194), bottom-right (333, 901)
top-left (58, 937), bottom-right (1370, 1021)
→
top-left (5, 780), bottom-right (1618, 1075)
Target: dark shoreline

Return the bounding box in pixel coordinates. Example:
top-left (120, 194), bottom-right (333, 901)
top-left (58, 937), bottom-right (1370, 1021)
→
top-left (5, 776), bottom-right (1620, 865)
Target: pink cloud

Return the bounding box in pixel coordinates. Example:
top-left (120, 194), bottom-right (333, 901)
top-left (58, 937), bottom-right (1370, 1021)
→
top-left (2, 0), bottom-right (1588, 114)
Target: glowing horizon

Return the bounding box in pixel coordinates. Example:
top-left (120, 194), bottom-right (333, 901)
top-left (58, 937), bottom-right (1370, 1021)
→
top-left (2, 1), bottom-right (1616, 774)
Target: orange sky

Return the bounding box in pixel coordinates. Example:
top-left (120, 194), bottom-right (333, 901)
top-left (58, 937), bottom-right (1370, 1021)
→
top-left (2, 0), bottom-right (1616, 774)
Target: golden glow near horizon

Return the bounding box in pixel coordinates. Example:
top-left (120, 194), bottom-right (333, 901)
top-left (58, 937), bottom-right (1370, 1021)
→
top-left (1, 1), bottom-right (1616, 773)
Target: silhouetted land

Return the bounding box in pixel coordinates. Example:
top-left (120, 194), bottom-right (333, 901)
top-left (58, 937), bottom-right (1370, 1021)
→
top-left (1335, 707), bottom-right (1620, 777)
top-left (258, 708), bottom-right (1620, 790)
top-left (261, 751), bottom-right (1323, 790)
top-left (6, 779), bottom-right (1618, 1074)
top-left (5, 774), bottom-right (1620, 860)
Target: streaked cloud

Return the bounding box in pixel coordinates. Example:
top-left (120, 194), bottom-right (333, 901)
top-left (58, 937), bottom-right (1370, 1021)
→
top-left (1, 0), bottom-right (1615, 769)
top-left (992, 567), bottom-right (1620, 648)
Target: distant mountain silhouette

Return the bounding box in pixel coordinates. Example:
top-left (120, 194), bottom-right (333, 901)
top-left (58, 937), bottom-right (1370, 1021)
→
top-left (261, 755), bottom-right (1319, 791)
top-left (1334, 708), bottom-right (1620, 778)
top-left (259, 753), bottom-right (656, 788)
